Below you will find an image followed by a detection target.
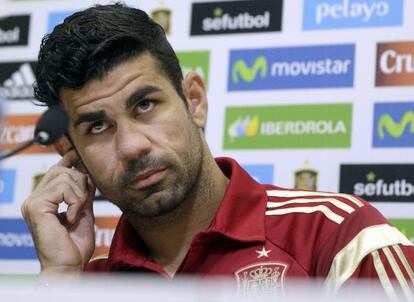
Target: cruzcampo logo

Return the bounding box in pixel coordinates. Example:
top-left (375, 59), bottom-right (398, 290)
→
top-left (224, 103), bottom-right (352, 149)
top-left (373, 102), bottom-right (414, 147)
top-left (232, 56), bottom-right (267, 84)
top-left (389, 219), bottom-right (414, 244)
top-left (176, 51), bottom-right (210, 88)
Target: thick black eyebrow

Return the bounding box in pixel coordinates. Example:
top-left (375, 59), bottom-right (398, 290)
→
top-left (73, 86), bottom-right (161, 128)
top-left (73, 110), bottom-right (106, 129)
top-left (126, 85), bottom-right (162, 110)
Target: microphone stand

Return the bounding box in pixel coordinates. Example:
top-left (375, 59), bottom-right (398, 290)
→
top-left (0, 106), bottom-right (67, 161)
top-left (0, 132), bottom-right (50, 161)
top-left (0, 139), bottom-right (35, 161)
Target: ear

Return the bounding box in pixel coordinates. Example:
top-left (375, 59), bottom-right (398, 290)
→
top-left (54, 135), bottom-right (73, 157)
top-left (54, 135), bottom-right (88, 173)
top-left (182, 71), bottom-right (208, 129)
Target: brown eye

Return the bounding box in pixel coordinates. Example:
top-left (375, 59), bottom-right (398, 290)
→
top-left (136, 100), bottom-right (154, 113)
top-left (88, 120), bottom-right (109, 134)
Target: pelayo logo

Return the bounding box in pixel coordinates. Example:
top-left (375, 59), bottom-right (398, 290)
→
top-left (339, 164), bottom-right (414, 202)
top-left (373, 102), bottom-right (414, 147)
top-left (190, 0), bottom-right (282, 36)
top-left (176, 51), bottom-right (210, 88)
top-left (0, 219), bottom-right (36, 260)
top-left (224, 103), bottom-right (352, 149)
top-left (303, 0), bottom-right (403, 30)
top-left (376, 41), bottom-right (414, 87)
top-left (228, 44), bottom-right (354, 91)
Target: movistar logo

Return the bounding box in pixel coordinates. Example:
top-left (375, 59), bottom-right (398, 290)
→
top-left (378, 111), bottom-right (414, 139)
top-left (228, 115), bottom-right (259, 141)
top-left (232, 56), bottom-right (267, 84)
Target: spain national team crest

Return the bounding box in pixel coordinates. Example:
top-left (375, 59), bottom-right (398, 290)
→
top-left (151, 8), bottom-right (171, 35)
top-left (234, 262), bottom-right (288, 296)
top-left (294, 168), bottom-right (318, 191)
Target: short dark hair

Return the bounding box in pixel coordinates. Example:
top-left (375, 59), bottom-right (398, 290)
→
top-left (34, 3), bottom-right (185, 107)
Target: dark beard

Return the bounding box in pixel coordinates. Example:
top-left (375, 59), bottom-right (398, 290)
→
top-left (108, 141), bottom-right (203, 217)
top-left (120, 154), bottom-right (173, 188)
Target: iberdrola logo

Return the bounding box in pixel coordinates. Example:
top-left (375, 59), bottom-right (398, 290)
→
top-left (232, 56), bottom-right (267, 84)
top-left (228, 115), bottom-right (260, 142)
top-left (378, 111), bottom-right (414, 139)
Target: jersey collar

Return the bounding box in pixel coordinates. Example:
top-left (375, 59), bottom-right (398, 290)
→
top-left (106, 157), bottom-right (267, 269)
top-left (206, 157), bottom-right (267, 243)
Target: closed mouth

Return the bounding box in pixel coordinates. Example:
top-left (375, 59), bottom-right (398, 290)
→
top-left (128, 167), bottom-right (167, 189)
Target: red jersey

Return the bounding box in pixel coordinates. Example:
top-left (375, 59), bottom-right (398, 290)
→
top-left (86, 157), bottom-right (414, 299)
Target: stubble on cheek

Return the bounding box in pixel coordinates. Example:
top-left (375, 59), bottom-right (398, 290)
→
top-left (91, 153), bottom-right (180, 216)
top-left (116, 145), bottom-right (202, 217)
top-left (94, 116), bottom-right (203, 217)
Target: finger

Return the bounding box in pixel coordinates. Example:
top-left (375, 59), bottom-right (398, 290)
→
top-left (83, 175), bottom-right (96, 213)
top-left (36, 167), bottom-right (88, 195)
top-left (57, 149), bottom-right (81, 168)
top-left (25, 181), bottom-right (85, 225)
top-left (54, 182), bottom-right (87, 224)
top-left (60, 175), bottom-right (95, 223)
top-left (62, 170), bottom-right (89, 198)
top-left (43, 174), bottom-right (87, 202)
top-left (70, 174), bottom-right (96, 223)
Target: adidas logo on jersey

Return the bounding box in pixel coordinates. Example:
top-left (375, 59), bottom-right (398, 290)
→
top-left (265, 189), bottom-right (364, 224)
top-left (0, 63), bottom-right (35, 100)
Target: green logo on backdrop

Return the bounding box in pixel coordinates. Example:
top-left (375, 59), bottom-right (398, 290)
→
top-left (378, 111), bottom-right (414, 139)
top-left (176, 51), bottom-right (210, 88)
top-left (224, 104), bottom-right (352, 149)
top-left (232, 56), bottom-right (267, 84)
top-left (389, 219), bottom-right (414, 244)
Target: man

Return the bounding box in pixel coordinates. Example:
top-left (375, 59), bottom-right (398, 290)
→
top-left (22, 3), bottom-right (414, 299)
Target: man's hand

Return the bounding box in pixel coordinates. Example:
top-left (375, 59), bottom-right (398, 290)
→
top-left (21, 150), bottom-right (96, 276)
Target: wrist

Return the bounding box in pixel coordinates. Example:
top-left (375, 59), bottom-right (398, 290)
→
top-left (37, 266), bottom-right (83, 288)
top-left (39, 265), bottom-right (83, 279)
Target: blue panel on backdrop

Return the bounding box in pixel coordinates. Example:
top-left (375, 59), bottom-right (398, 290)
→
top-left (0, 169), bottom-right (16, 204)
top-left (242, 164), bottom-right (274, 184)
top-left (0, 219), bottom-right (37, 259)
top-left (303, 0), bottom-right (403, 30)
top-left (373, 102), bottom-right (414, 147)
top-left (48, 11), bottom-right (75, 33)
top-left (228, 44), bottom-right (354, 91)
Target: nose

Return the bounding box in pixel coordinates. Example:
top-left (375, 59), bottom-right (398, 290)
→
top-left (115, 119), bottom-right (152, 162)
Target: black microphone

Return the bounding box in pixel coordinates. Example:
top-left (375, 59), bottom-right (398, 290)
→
top-left (0, 106), bottom-right (68, 161)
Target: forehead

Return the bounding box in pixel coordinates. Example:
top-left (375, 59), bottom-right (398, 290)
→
top-left (60, 52), bottom-right (172, 115)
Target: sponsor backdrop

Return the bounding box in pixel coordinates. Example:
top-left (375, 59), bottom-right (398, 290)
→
top-left (0, 0), bottom-right (413, 274)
